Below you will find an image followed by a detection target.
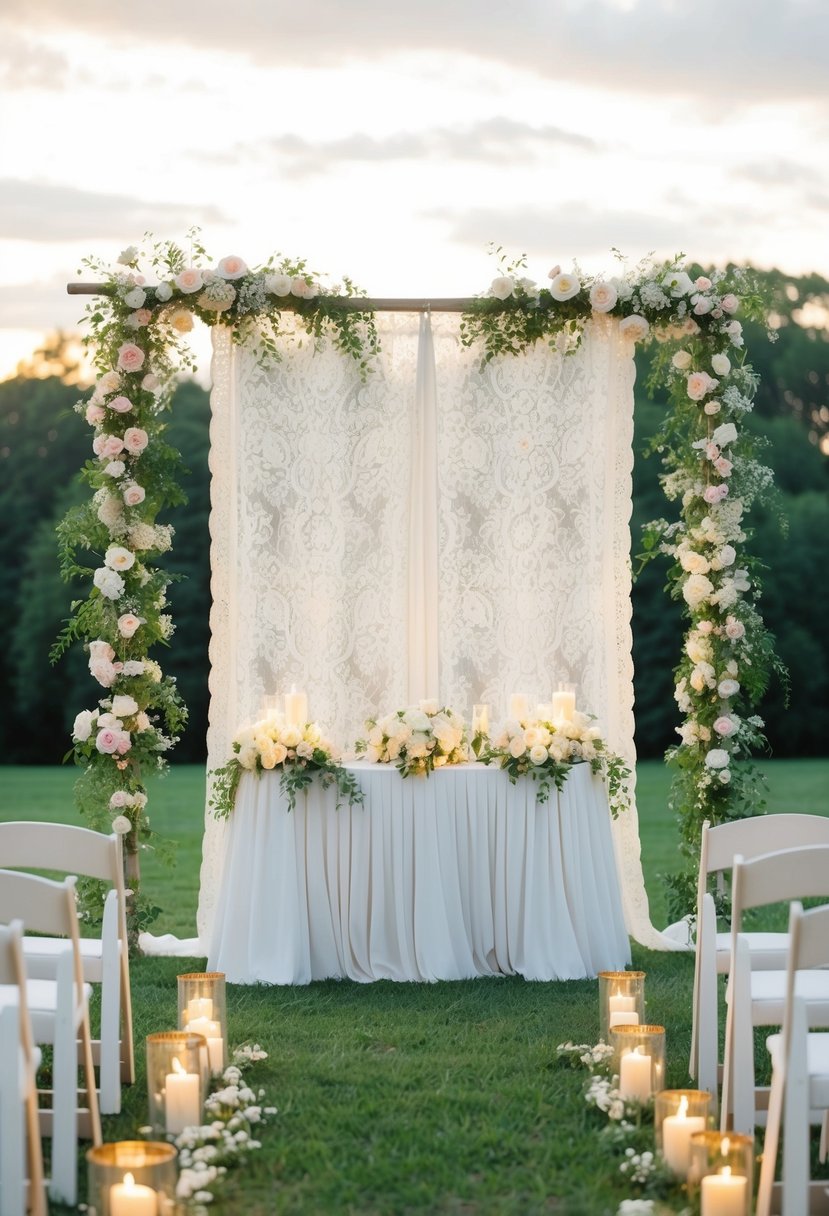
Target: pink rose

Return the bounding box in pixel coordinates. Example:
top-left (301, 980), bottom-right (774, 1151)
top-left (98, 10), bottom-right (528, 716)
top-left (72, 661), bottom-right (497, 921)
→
top-left (547, 265), bottom-right (562, 279)
top-left (687, 371), bottom-right (718, 401)
top-left (695, 276), bottom-right (713, 290)
top-left (703, 484), bottom-right (729, 504)
top-left (123, 427), bottom-right (149, 454)
top-left (86, 403), bottom-right (106, 425)
top-left (109, 790), bottom-right (130, 809)
top-left (123, 482), bottom-right (145, 506)
top-left (90, 660), bottom-right (117, 688)
top-left (725, 616), bottom-right (746, 641)
top-left (89, 639), bottom-right (115, 662)
top-left (713, 715), bottom-right (737, 737)
top-left (95, 728), bottom-right (119, 754)
top-left (118, 613), bottom-right (142, 638)
top-left (720, 294), bottom-right (739, 314)
top-left (117, 343), bottom-right (146, 373)
top-left (108, 395), bottom-right (133, 414)
top-left (697, 620), bottom-right (714, 635)
top-left (217, 255), bottom-right (248, 280)
top-left (705, 442), bottom-right (720, 460)
top-left (175, 268), bottom-right (204, 294)
top-left (133, 309), bottom-right (152, 327)
top-left (114, 731), bottom-right (132, 755)
top-left (714, 457), bottom-right (733, 477)
top-left (692, 295), bottom-right (713, 316)
top-left (101, 434), bottom-right (125, 458)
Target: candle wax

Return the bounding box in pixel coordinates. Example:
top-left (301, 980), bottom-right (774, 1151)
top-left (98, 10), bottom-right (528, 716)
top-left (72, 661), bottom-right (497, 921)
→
top-left (609, 1010), bottom-right (640, 1028)
top-left (109, 1173), bottom-right (157, 1216)
top-left (618, 1047), bottom-right (652, 1102)
top-left (700, 1168), bottom-right (747, 1216)
top-left (662, 1111), bottom-right (706, 1175)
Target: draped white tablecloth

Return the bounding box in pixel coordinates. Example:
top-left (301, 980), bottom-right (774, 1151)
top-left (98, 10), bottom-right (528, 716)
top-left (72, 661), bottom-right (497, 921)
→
top-left (207, 762), bottom-right (630, 984)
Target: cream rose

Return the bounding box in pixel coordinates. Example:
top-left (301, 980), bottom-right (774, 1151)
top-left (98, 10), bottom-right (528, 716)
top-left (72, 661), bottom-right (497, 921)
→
top-left (175, 268), bottom-right (204, 294)
top-left (170, 308), bottom-right (194, 334)
top-left (105, 545), bottom-right (135, 571)
top-left (123, 427), bottom-right (149, 454)
top-left (509, 736), bottom-right (527, 759)
top-left (683, 573), bottom-right (714, 608)
top-left (490, 275), bottom-right (515, 300)
top-left (265, 272), bottom-right (293, 297)
top-left (619, 315), bottom-right (649, 342)
top-left (217, 255), bottom-right (248, 280)
top-left (589, 281), bottom-right (617, 313)
top-left (711, 353), bottom-right (731, 376)
top-left (671, 350), bottom-right (693, 370)
top-left (111, 694), bottom-right (139, 718)
top-left (548, 272), bottom-right (580, 301)
top-left (118, 613), bottom-right (142, 638)
top-left (529, 743), bottom-right (548, 765)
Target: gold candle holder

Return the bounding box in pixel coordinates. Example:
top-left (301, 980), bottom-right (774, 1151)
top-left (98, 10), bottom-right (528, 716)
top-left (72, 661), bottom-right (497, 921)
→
top-left (145, 1031), bottom-right (205, 1137)
top-left (177, 971), bottom-right (227, 1074)
top-left (654, 1089), bottom-right (713, 1175)
top-left (86, 1141), bottom-right (177, 1215)
top-left (598, 970), bottom-right (646, 1042)
top-left (688, 1131), bottom-right (753, 1215)
top-left (609, 1024), bottom-right (666, 1103)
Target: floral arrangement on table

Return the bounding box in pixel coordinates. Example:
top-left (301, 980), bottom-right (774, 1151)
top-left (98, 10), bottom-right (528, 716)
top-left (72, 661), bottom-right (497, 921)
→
top-left (461, 249), bottom-right (780, 918)
top-left (209, 711), bottom-right (362, 816)
top-left (480, 711), bottom-right (632, 817)
top-left (356, 701), bottom-right (469, 777)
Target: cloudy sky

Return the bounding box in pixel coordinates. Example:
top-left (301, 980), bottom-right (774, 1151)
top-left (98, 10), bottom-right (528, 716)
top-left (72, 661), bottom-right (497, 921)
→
top-left (1, 0), bottom-right (827, 377)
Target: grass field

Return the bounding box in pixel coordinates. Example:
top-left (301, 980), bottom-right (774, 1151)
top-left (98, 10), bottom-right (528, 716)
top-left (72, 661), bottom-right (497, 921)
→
top-left (1, 758), bottom-right (827, 1214)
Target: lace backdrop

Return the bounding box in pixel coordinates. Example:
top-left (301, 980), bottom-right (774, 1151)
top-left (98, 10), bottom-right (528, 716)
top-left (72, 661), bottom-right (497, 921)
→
top-left (201, 314), bottom-right (666, 949)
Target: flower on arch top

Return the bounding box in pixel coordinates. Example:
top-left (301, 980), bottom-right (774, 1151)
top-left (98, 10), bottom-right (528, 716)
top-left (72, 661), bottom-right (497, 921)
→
top-left (548, 271), bottom-right (581, 301)
top-left (217, 255), bottom-right (248, 280)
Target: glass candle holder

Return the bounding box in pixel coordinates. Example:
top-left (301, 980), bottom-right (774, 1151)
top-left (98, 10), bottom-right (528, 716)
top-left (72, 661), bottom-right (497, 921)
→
top-left (146, 1032), bottom-right (205, 1137)
top-left (610, 1024), bottom-right (666, 1103)
top-left (654, 1089), bottom-right (714, 1176)
top-left (688, 1131), bottom-right (753, 1215)
top-left (86, 1141), bottom-right (177, 1215)
top-left (471, 703), bottom-right (490, 736)
top-left (598, 970), bottom-right (646, 1042)
top-left (177, 971), bottom-right (227, 1074)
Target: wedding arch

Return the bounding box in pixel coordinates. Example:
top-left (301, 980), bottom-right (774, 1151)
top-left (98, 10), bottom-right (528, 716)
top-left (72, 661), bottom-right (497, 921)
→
top-left (59, 238), bottom-right (777, 949)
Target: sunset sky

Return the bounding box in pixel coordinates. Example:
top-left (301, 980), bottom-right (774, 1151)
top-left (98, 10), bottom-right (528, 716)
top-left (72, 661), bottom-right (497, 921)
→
top-left (1, 0), bottom-right (827, 378)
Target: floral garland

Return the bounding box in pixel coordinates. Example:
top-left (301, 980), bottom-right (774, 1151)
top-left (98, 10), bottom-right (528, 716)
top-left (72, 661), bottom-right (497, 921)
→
top-left (481, 710), bottom-right (631, 817)
top-left (356, 701), bottom-right (469, 777)
top-left (209, 711), bottom-right (362, 817)
top-left (460, 251), bottom-right (778, 918)
top-left (55, 234), bottom-right (378, 930)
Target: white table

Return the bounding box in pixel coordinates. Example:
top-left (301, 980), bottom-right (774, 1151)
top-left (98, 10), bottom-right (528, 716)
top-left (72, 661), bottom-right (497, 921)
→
top-left (207, 761), bottom-right (630, 984)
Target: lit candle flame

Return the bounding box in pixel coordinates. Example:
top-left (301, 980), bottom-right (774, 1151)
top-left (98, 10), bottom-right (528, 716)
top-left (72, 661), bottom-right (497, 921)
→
top-left (677, 1095), bottom-right (689, 1119)
top-left (721, 1136), bottom-right (730, 1158)
top-left (172, 1056), bottom-right (184, 1076)
top-left (721, 1166), bottom-right (732, 1179)
top-left (123, 1172), bottom-right (136, 1190)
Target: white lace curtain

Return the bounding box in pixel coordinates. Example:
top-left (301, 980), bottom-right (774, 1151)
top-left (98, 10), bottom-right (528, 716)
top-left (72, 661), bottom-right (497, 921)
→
top-left (200, 313), bottom-right (668, 950)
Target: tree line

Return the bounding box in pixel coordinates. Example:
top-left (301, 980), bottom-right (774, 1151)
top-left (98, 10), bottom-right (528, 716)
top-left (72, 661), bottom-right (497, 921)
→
top-left (1, 267), bottom-right (826, 765)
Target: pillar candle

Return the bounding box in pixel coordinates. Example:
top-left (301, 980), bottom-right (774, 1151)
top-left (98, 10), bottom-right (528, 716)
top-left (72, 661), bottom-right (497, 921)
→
top-left (700, 1167), bottom-right (747, 1216)
top-left (187, 996), bottom-right (213, 1022)
top-left (188, 1016), bottom-right (224, 1073)
top-left (608, 993), bottom-right (636, 1014)
top-left (164, 1057), bottom-right (200, 1134)
top-left (508, 693), bottom-right (529, 721)
top-left (284, 687), bottom-right (308, 728)
top-left (551, 689), bottom-right (576, 722)
top-left (609, 1011), bottom-right (640, 1029)
top-left (110, 1173), bottom-right (157, 1216)
top-left (619, 1046), bottom-right (652, 1101)
top-left (472, 704), bottom-right (489, 735)
top-left (662, 1097), bottom-right (706, 1175)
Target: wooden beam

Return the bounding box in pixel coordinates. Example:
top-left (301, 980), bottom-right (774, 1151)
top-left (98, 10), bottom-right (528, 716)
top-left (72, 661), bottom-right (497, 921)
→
top-left (66, 283), bottom-right (480, 312)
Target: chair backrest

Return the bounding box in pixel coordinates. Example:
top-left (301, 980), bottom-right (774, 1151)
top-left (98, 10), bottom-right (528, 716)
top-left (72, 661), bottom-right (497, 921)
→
top-left (0, 821), bottom-right (121, 886)
top-left (0, 870), bottom-right (80, 947)
top-left (0, 918), bottom-right (28, 990)
top-left (731, 845), bottom-right (829, 927)
top-left (789, 900), bottom-right (829, 974)
top-left (701, 814), bottom-right (829, 878)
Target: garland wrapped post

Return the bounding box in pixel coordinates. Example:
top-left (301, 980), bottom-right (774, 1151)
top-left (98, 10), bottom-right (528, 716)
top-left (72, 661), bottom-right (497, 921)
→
top-left (54, 232), bottom-right (379, 938)
top-left (461, 251), bottom-right (781, 922)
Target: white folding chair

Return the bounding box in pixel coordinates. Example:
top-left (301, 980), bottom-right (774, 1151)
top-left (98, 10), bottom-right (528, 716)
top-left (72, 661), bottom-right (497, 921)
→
top-left (0, 871), bottom-right (102, 1207)
top-left (690, 814), bottom-right (829, 1106)
top-left (0, 821), bottom-right (135, 1114)
top-left (0, 920), bottom-right (46, 1216)
top-left (721, 844), bottom-right (829, 1137)
top-left (756, 901), bottom-right (829, 1216)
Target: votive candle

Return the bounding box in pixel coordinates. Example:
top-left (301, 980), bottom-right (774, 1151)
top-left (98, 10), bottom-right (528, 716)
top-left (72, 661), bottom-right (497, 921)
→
top-left (619, 1046), bottom-right (652, 1102)
top-left (110, 1172), bottom-right (157, 1216)
top-left (701, 1167), bottom-right (747, 1216)
top-left (662, 1095), bottom-right (706, 1175)
top-left (164, 1057), bottom-right (200, 1134)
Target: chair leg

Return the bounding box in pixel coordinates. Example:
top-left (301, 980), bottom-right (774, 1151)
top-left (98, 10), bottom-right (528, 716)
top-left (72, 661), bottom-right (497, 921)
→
top-left (781, 1001), bottom-right (810, 1216)
top-left (721, 940), bottom-right (756, 1134)
top-left (0, 1023), bottom-right (26, 1216)
top-left (756, 1061), bottom-right (783, 1216)
top-left (120, 949), bottom-right (135, 1085)
top-left (49, 1000), bottom-right (78, 1206)
top-left (99, 964), bottom-right (122, 1114)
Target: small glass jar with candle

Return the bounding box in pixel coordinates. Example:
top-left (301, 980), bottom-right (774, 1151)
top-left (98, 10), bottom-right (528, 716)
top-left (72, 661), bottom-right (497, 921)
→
top-left (86, 1140), bottom-right (177, 1215)
top-left (654, 1089), bottom-right (713, 1176)
top-left (177, 971), bottom-right (227, 1074)
top-left (145, 1032), bottom-right (205, 1137)
top-left (688, 1131), bottom-right (753, 1215)
top-left (609, 1024), bottom-right (666, 1103)
top-left (598, 970), bottom-right (646, 1042)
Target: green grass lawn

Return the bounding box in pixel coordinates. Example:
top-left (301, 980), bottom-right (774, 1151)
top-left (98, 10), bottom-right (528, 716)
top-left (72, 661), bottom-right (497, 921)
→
top-left (1, 759), bottom-right (827, 1214)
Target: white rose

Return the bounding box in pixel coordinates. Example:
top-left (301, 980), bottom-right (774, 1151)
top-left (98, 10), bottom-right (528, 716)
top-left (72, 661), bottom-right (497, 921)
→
top-left (589, 281), bottom-right (617, 313)
top-left (718, 678), bottom-right (740, 698)
top-left (93, 566), bottom-right (125, 599)
top-left (111, 815), bottom-right (132, 835)
top-left (104, 460), bottom-right (125, 478)
top-left (123, 287), bottom-right (146, 309)
top-left (105, 545), bottom-right (135, 571)
top-left (679, 549), bottom-right (710, 575)
top-left (705, 748), bottom-right (730, 769)
top-left (111, 695), bottom-right (139, 718)
top-left (155, 282), bottom-right (173, 302)
top-left (548, 272), bottom-right (580, 301)
top-left (671, 350), bottom-right (693, 370)
top-left (265, 273), bottom-right (293, 297)
top-left (712, 422), bottom-right (738, 447)
top-left (419, 699), bottom-right (439, 715)
top-left (711, 353), bottom-right (731, 376)
top-left (529, 744), bottom-right (548, 765)
top-left (509, 736), bottom-right (527, 758)
top-left (490, 275), bottom-right (515, 300)
top-left (73, 710), bottom-right (96, 742)
top-left (683, 573), bottom-right (714, 608)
